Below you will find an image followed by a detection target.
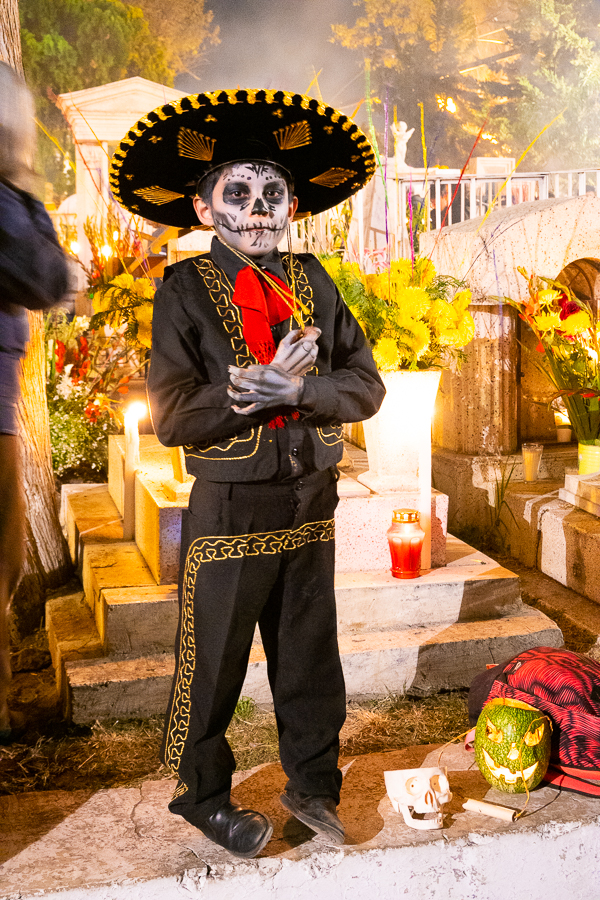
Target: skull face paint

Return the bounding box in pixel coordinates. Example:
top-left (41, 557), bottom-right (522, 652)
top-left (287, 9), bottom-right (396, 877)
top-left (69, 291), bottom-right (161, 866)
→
top-left (194, 162), bottom-right (297, 258)
top-left (384, 767), bottom-right (452, 830)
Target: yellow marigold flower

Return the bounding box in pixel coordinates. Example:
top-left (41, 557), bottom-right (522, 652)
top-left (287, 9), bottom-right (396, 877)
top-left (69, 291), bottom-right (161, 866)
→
top-left (92, 292), bottom-right (111, 315)
top-left (402, 318), bottom-right (431, 358)
top-left (533, 310), bottom-right (562, 333)
top-left (537, 288), bottom-right (561, 308)
top-left (134, 303), bottom-right (153, 349)
top-left (365, 273), bottom-right (382, 297)
top-left (373, 337), bottom-right (401, 371)
top-left (133, 277), bottom-right (155, 301)
top-left (413, 257), bottom-right (436, 287)
top-left (390, 258), bottom-right (413, 289)
top-left (438, 311), bottom-right (475, 347)
top-left (452, 289), bottom-right (472, 316)
top-left (560, 310), bottom-right (592, 336)
top-left (321, 256), bottom-right (341, 280)
top-left (428, 297), bottom-right (457, 332)
top-left (392, 285), bottom-right (430, 318)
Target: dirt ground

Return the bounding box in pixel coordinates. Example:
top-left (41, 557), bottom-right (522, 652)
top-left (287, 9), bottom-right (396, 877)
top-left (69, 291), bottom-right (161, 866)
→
top-left (0, 679), bottom-right (470, 796)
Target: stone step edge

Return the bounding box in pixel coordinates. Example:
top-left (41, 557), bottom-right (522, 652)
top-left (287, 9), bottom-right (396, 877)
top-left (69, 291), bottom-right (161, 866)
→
top-left (63, 606), bottom-right (562, 723)
top-left (46, 592), bottom-right (104, 711)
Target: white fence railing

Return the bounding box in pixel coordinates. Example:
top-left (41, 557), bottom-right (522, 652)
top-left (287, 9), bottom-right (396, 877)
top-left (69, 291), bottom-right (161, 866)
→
top-left (395, 168), bottom-right (600, 258)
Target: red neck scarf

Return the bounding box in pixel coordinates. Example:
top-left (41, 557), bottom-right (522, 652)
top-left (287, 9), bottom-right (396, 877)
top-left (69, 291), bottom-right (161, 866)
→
top-left (230, 266), bottom-right (300, 429)
top-left (231, 266), bottom-right (295, 364)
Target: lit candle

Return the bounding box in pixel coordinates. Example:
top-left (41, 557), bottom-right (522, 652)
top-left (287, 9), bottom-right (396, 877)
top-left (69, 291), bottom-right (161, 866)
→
top-left (122, 402), bottom-right (146, 541)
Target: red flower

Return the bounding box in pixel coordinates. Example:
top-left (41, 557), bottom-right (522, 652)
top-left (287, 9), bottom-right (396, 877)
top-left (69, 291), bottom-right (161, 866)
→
top-left (557, 291), bottom-right (579, 321)
top-left (55, 340), bottom-right (66, 373)
top-left (79, 335), bottom-right (89, 358)
top-left (84, 401), bottom-right (100, 424)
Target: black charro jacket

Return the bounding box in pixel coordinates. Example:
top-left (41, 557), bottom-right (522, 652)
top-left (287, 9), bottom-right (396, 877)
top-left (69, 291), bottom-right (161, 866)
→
top-left (147, 244), bottom-right (385, 482)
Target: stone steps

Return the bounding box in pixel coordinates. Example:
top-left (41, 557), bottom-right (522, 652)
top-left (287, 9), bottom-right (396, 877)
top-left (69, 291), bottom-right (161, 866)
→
top-left (50, 455), bottom-right (563, 724)
top-left (57, 605), bottom-right (557, 723)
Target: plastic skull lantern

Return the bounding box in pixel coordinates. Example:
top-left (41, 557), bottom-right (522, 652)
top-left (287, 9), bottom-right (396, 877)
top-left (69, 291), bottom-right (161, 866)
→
top-left (384, 767), bottom-right (452, 830)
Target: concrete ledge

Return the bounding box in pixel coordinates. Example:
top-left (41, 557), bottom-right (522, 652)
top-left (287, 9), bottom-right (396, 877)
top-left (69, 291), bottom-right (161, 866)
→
top-left (335, 542), bottom-right (520, 634)
top-left (46, 592), bottom-right (103, 706)
top-left (81, 543), bottom-right (156, 642)
top-left (61, 484), bottom-right (123, 567)
top-left (61, 606), bottom-right (560, 723)
top-left (500, 486), bottom-right (600, 604)
top-left (2, 744), bottom-right (599, 900)
top-left (65, 654), bottom-right (175, 723)
top-left (101, 584), bottom-right (179, 655)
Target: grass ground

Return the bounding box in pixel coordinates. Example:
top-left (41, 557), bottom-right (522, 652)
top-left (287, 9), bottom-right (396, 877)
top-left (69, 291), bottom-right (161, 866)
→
top-left (0, 690), bottom-right (470, 796)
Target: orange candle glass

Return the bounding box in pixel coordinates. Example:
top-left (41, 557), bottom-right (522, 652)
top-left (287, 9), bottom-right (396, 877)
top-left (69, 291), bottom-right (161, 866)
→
top-left (387, 509), bottom-right (425, 579)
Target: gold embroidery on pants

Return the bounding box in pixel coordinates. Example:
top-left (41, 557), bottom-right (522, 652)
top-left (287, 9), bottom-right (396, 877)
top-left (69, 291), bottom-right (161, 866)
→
top-left (163, 518), bottom-right (335, 777)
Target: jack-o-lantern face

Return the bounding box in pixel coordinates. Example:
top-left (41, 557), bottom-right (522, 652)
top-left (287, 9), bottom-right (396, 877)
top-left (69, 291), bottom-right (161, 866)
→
top-left (474, 698), bottom-right (551, 794)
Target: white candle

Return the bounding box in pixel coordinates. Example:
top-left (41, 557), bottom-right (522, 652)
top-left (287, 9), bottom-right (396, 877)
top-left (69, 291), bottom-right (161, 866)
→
top-left (463, 798), bottom-right (517, 822)
top-left (122, 402), bottom-right (145, 541)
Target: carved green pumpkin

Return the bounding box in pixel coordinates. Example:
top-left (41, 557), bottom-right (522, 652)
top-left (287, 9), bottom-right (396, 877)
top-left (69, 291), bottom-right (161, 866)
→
top-left (474, 698), bottom-right (551, 793)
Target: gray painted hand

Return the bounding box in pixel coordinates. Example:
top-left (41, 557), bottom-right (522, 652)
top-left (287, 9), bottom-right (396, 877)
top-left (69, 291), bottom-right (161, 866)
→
top-left (271, 326), bottom-right (321, 376)
top-left (228, 364), bottom-right (304, 415)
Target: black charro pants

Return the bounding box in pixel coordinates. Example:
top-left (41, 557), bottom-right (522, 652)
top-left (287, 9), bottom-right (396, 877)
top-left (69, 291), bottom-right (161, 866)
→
top-left (161, 467), bottom-right (346, 828)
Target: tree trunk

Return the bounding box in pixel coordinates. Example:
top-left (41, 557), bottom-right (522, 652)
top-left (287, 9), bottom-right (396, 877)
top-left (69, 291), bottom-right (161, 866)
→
top-left (1, 0), bottom-right (72, 642)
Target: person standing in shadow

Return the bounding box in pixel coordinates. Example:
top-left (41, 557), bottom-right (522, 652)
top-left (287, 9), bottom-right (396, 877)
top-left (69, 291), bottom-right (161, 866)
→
top-left (0, 62), bottom-right (68, 743)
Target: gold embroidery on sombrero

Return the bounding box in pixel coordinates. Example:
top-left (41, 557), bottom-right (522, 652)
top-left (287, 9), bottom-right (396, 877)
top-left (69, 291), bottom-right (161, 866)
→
top-left (282, 92), bottom-right (294, 106)
top-left (188, 95), bottom-right (202, 109)
top-left (264, 89), bottom-right (277, 104)
top-left (163, 518), bottom-right (335, 778)
top-left (274, 121), bottom-right (311, 151)
top-left (310, 168), bottom-right (357, 188)
top-left (205, 114), bottom-right (217, 122)
top-left (246, 89), bottom-right (258, 104)
top-left (177, 127), bottom-right (216, 161)
top-left (148, 135), bottom-right (162, 143)
top-left (154, 107), bottom-right (173, 121)
top-left (133, 186), bottom-right (185, 205)
top-left (204, 90), bottom-right (223, 106)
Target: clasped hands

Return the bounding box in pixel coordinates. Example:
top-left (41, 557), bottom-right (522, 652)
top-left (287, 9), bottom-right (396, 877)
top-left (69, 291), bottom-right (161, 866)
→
top-left (228, 326), bottom-right (320, 416)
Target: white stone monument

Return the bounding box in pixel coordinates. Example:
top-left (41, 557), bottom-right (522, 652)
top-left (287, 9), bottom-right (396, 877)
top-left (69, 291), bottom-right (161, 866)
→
top-left (57, 77), bottom-right (185, 287)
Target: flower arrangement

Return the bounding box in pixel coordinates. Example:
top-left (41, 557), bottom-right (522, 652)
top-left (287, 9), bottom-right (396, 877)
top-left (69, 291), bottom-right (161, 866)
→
top-left (45, 310), bottom-right (139, 480)
top-left (506, 269), bottom-right (600, 445)
top-left (321, 255), bottom-right (475, 370)
top-left (90, 272), bottom-right (155, 350)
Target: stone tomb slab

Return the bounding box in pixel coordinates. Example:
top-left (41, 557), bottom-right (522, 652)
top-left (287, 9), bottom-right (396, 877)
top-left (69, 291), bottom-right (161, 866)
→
top-left (2, 744), bottom-right (599, 900)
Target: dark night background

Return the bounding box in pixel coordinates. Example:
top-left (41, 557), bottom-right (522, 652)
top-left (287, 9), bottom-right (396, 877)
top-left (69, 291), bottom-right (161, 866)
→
top-left (176, 0), bottom-right (366, 125)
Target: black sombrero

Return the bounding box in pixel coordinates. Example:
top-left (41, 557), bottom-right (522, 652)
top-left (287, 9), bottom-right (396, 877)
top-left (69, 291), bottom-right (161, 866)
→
top-left (109, 88), bottom-right (377, 228)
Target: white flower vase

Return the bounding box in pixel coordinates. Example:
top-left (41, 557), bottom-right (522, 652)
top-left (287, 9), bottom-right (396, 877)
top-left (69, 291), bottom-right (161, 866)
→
top-left (358, 369), bottom-right (442, 569)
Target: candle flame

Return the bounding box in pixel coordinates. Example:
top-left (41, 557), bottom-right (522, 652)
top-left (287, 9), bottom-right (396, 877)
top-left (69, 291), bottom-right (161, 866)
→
top-left (124, 401), bottom-right (146, 423)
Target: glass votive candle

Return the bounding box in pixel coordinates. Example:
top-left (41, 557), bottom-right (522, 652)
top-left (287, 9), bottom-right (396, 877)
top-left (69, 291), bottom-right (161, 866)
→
top-left (387, 509), bottom-right (425, 579)
top-left (522, 443), bottom-right (543, 482)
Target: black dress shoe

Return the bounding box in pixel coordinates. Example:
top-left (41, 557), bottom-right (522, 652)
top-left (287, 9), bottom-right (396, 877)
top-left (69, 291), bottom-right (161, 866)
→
top-left (280, 790), bottom-right (345, 844)
top-left (199, 801), bottom-right (273, 858)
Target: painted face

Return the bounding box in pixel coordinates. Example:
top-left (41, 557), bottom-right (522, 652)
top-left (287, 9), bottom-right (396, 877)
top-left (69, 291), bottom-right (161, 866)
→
top-left (195, 162), bottom-right (297, 258)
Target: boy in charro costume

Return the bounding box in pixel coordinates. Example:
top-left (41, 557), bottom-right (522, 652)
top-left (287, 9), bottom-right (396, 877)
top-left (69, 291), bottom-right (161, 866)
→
top-left (110, 88), bottom-right (384, 858)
